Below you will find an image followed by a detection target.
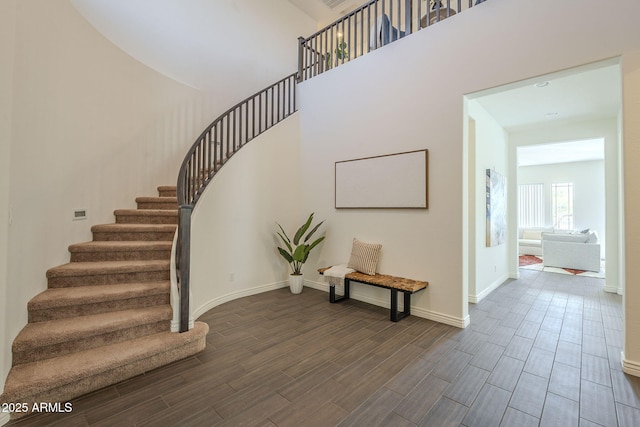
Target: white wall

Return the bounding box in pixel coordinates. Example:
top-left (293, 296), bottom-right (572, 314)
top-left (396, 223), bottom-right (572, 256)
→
top-left (519, 160), bottom-right (605, 244)
top-left (189, 115), bottom-right (303, 318)
top-left (622, 51), bottom-right (640, 376)
top-left (296, 0), bottom-right (640, 332)
top-left (70, 0), bottom-right (315, 94)
top-left (468, 100), bottom-right (509, 303)
top-left (1, 0), bottom-right (317, 396)
top-left (0, 0), bottom-right (17, 401)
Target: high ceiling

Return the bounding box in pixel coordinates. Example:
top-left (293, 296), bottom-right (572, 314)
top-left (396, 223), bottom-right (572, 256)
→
top-left (287, 0), bottom-right (360, 26)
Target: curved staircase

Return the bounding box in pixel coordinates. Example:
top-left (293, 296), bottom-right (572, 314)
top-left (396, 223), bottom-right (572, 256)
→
top-left (0, 186), bottom-right (208, 420)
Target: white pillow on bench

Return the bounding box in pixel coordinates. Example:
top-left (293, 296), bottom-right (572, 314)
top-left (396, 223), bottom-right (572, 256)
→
top-left (348, 238), bottom-right (382, 276)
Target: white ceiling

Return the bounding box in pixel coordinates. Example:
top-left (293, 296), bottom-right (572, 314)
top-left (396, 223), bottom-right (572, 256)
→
top-left (517, 138), bottom-right (604, 167)
top-left (472, 61), bottom-right (620, 167)
top-left (287, 0), bottom-right (361, 27)
top-left (473, 62), bottom-right (621, 132)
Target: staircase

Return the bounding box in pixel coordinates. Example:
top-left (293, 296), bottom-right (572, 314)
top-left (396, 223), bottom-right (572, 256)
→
top-left (0, 186), bottom-right (208, 420)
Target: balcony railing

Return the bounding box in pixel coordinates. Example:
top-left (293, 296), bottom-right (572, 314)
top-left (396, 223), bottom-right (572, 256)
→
top-left (298, 0), bottom-right (484, 82)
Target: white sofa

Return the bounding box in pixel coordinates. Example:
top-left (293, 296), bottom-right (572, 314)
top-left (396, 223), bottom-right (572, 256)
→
top-left (519, 227), bottom-right (553, 256)
top-left (542, 231), bottom-right (601, 272)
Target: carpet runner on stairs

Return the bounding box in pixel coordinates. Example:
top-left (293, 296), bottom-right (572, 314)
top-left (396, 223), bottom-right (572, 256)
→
top-left (0, 186), bottom-right (208, 420)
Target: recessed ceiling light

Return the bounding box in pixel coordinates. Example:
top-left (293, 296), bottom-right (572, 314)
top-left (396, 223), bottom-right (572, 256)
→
top-left (534, 81), bottom-right (550, 88)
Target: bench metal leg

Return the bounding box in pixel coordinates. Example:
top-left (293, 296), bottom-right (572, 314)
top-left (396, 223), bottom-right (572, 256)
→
top-left (330, 278), bottom-right (350, 303)
top-left (390, 289), bottom-right (412, 322)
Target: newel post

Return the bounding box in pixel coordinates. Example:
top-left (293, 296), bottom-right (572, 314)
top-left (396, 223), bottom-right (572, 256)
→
top-left (177, 204), bottom-right (193, 333)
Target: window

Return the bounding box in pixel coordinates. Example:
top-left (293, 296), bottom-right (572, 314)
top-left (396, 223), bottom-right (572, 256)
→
top-left (518, 183), bottom-right (544, 228)
top-left (552, 183), bottom-right (574, 230)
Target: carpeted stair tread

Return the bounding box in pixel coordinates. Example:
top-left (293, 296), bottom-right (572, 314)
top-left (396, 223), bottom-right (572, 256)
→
top-left (91, 223), bottom-right (176, 242)
top-left (46, 260), bottom-right (170, 288)
top-left (135, 196), bottom-right (178, 210)
top-left (68, 240), bottom-right (173, 262)
top-left (13, 305), bottom-right (172, 352)
top-left (91, 224), bottom-right (177, 233)
top-left (46, 260), bottom-right (169, 279)
top-left (157, 185), bottom-right (176, 196)
top-left (114, 208), bottom-right (178, 225)
top-left (0, 322), bottom-right (209, 405)
top-left (28, 282), bottom-right (170, 311)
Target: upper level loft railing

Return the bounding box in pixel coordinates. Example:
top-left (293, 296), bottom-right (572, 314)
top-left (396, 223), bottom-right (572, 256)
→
top-left (298, 0), bottom-right (486, 82)
top-left (175, 73), bottom-right (297, 332)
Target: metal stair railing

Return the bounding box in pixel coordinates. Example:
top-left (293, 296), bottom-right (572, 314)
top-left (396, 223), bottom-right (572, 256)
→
top-left (175, 72), bottom-right (297, 332)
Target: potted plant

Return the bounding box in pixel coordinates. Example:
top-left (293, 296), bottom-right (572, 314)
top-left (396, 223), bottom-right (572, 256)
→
top-left (276, 213), bottom-right (325, 294)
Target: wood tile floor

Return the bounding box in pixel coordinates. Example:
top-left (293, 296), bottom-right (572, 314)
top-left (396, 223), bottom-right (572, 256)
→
top-left (7, 269), bottom-right (640, 426)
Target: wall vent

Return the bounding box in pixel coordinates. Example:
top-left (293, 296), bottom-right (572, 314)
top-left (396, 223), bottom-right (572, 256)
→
top-left (322, 0), bottom-right (350, 8)
top-left (73, 209), bottom-right (88, 220)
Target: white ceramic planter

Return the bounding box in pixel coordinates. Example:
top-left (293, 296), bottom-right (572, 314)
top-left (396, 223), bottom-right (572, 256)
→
top-left (289, 274), bottom-right (304, 294)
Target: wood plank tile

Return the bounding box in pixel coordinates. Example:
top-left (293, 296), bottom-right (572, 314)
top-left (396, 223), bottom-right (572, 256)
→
top-left (90, 397), bottom-right (169, 427)
top-left (582, 353), bottom-right (612, 387)
top-left (393, 375), bottom-right (450, 423)
top-left (534, 329), bottom-right (560, 353)
top-left (291, 401), bottom-right (350, 427)
top-left (611, 369), bottom-right (640, 409)
top-left (509, 372), bottom-right (549, 418)
top-left (540, 392), bottom-right (579, 427)
top-left (385, 356), bottom-right (435, 395)
top-left (523, 347), bottom-right (555, 378)
top-left (216, 394), bottom-right (290, 427)
top-left (420, 397), bottom-right (468, 427)
top-left (337, 387), bottom-right (403, 427)
top-left (469, 342), bottom-right (505, 371)
top-left (461, 384), bottom-right (511, 427)
top-left (444, 365), bottom-right (490, 407)
top-left (499, 408), bottom-right (539, 427)
top-left (616, 402), bottom-right (640, 427)
top-left (431, 349), bottom-right (473, 382)
top-left (516, 320), bottom-right (542, 340)
top-left (548, 361), bottom-right (580, 402)
top-left (268, 379), bottom-right (344, 427)
top-left (487, 355), bottom-right (525, 392)
top-left (504, 335), bottom-right (534, 361)
top-left (486, 326), bottom-right (517, 348)
top-left (580, 380), bottom-right (618, 427)
top-left (554, 340), bottom-right (582, 368)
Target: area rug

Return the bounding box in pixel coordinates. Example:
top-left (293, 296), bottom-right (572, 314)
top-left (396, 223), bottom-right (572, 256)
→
top-left (519, 255), bottom-right (605, 278)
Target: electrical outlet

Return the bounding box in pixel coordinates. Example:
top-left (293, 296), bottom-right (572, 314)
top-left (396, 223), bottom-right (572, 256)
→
top-left (229, 272), bottom-right (235, 282)
top-left (494, 265), bottom-right (497, 272)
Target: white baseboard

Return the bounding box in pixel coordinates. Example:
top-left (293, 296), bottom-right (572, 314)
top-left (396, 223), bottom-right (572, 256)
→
top-left (191, 281), bottom-right (289, 320)
top-left (305, 280), bottom-right (468, 328)
top-left (0, 413), bottom-right (10, 426)
top-left (603, 284), bottom-right (618, 294)
top-left (468, 273), bottom-right (509, 304)
top-left (621, 351), bottom-right (640, 377)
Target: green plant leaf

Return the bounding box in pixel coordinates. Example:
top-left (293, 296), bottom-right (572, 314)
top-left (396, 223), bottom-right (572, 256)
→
top-left (293, 213), bottom-right (314, 245)
top-left (292, 244), bottom-right (308, 262)
top-left (277, 247), bottom-right (294, 263)
top-left (277, 232), bottom-right (292, 253)
top-left (304, 220), bottom-right (324, 242)
top-left (276, 222), bottom-right (291, 243)
top-left (307, 236), bottom-right (325, 253)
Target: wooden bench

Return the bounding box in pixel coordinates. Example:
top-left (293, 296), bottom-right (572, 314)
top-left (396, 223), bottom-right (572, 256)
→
top-left (318, 267), bottom-right (428, 322)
